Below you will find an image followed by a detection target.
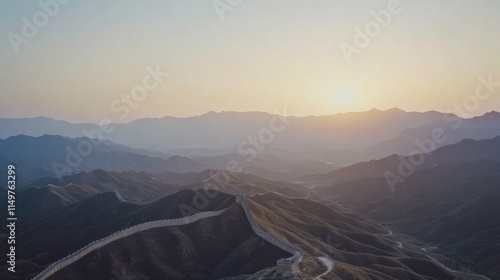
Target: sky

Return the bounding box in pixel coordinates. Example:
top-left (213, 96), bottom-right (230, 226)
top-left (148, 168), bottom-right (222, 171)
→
top-left (1, 0), bottom-right (500, 123)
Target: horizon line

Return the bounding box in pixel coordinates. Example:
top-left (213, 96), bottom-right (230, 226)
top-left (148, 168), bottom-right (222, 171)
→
top-left (1, 108), bottom-right (499, 125)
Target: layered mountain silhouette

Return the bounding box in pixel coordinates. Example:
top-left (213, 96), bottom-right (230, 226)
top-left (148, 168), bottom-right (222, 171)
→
top-left (3, 110), bottom-right (499, 169)
top-left (317, 135), bottom-right (500, 183)
top-left (2, 109), bottom-right (499, 279)
top-left (0, 135), bottom-right (205, 186)
top-left (0, 109), bottom-right (451, 154)
top-left (314, 137), bottom-right (500, 279)
top-left (366, 111), bottom-right (500, 159)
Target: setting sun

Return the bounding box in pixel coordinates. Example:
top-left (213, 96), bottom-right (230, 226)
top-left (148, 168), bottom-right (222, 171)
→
top-left (328, 87), bottom-right (359, 112)
top-left (1, 1), bottom-right (499, 279)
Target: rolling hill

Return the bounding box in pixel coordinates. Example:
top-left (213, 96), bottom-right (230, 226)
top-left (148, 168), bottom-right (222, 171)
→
top-left (317, 135), bottom-right (500, 183)
top-left (0, 135), bottom-right (205, 186)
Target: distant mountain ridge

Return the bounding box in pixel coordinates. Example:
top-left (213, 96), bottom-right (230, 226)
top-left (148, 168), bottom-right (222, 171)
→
top-left (0, 135), bottom-right (206, 186)
top-left (0, 109), bottom-right (451, 153)
top-left (366, 111), bottom-right (500, 158)
top-left (3, 110), bottom-right (500, 177)
top-left (318, 135), bottom-right (500, 183)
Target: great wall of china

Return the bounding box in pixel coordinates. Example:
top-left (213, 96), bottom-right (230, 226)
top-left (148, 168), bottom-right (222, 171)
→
top-left (32, 189), bottom-right (303, 279)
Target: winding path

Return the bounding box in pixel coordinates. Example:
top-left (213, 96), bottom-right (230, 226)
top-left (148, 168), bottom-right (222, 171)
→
top-left (203, 169), bottom-right (221, 182)
top-left (379, 228), bottom-right (404, 249)
top-left (420, 247), bottom-right (491, 280)
top-left (315, 256), bottom-right (335, 279)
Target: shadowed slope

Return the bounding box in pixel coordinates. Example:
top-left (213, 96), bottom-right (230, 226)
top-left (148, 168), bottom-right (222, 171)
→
top-left (247, 193), bottom-right (458, 280)
top-left (47, 204), bottom-right (291, 280)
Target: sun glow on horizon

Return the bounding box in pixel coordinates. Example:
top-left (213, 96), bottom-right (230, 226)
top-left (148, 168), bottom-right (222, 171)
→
top-left (0, 1), bottom-right (499, 122)
top-left (327, 87), bottom-right (360, 113)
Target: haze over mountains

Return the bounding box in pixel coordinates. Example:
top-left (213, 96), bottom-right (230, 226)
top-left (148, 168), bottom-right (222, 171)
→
top-left (2, 0), bottom-right (499, 278)
top-left (0, 135), bottom-right (203, 186)
top-left (366, 111), bottom-right (500, 159)
top-left (0, 109), bottom-right (497, 175)
top-left (317, 135), bottom-right (500, 183)
top-left (1, 108), bottom-right (499, 280)
top-left (3, 109), bottom-right (500, 160)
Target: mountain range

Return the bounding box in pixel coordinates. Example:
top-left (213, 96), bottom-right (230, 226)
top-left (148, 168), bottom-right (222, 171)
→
top-left (0, 135), bottom-right (204, 186)
top-left (0, 170), bottom-right (468, 280)
top-left (2, 109), bottom-right (500, 279)
top-left (313, 137), bottom-right (500, 279)
top-left (3, 109), bottom-right (499, 167)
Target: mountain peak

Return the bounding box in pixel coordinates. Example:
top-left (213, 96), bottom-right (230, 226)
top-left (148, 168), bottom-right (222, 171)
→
top-left (480, 111), bottom-right (500, 118)
top-left (385, 108), bottom-right (405, 113)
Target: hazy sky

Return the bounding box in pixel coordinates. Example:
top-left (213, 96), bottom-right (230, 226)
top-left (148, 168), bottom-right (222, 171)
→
top-left (1, 0), bottom-right (499, 123)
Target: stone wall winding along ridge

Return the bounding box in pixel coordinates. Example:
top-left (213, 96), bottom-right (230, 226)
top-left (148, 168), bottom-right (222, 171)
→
top-left (32, 188), bottom-right (304, 280)
top-left (238, 195), bottom-right (303, 272)
top-left (31, 206), bottom-right (234, 280)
